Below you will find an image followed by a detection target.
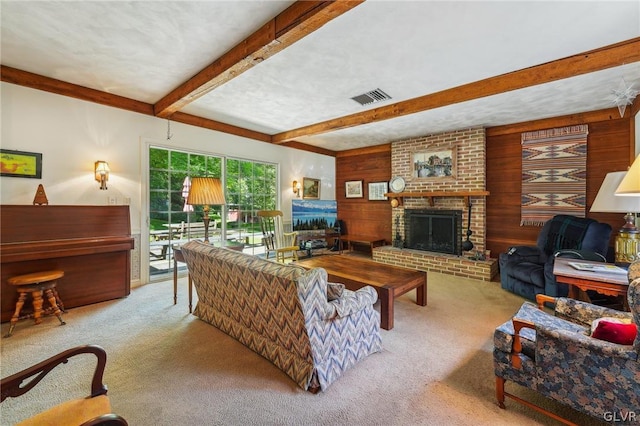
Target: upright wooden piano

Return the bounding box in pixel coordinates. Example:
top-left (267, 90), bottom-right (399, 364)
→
top-left (0, 205), bottom-right (135, 323)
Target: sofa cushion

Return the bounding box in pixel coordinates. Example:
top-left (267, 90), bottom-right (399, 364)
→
top-left (327, 282), bottom-right (344, 301)
top-left (16, 395), bottom-right (110, 426)
top-left (591, 320), bottom-right (637, 345)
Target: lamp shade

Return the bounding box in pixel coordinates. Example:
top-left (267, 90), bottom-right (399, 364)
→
top-left (187, 177), bottom-right (226, 206)
top-left (591, 172), bottom-right (640, 213)
top-left (615, 154), bottom-right (640, 196)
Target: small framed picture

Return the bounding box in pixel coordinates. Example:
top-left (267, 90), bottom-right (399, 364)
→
top-left (368, 182), bottom-right (388, 200)
top-left (302, 177), bottom-right (320, 199)
top-left (0, 149), bottom-right (42, 179)
top-left (345, 180), bottom-right (363, 198)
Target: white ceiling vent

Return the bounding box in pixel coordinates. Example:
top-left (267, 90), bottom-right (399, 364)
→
top-left (351, 88), bottom-right (392, 106)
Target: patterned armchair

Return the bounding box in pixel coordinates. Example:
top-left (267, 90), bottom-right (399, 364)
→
top-left (493, 261), bottom-right (640, 424)
top-left (499, 214), bottom-right (612, 300)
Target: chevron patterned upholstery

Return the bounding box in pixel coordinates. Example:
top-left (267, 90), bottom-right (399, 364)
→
top-left (180, 241), bottom-right (382, 392)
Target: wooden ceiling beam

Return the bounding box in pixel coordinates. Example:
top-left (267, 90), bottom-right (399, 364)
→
top-left (278, 140), bottom-right (337, 157)
top-left (153, 0), bottom-right (364, 118)
top-left (169, 112), bottom-right (272, 143)
top-left (272, 37), bottom-right (640, 144)
top-left (486, 106), bottom-right (627, 137)
top-left (1, 65), bottom-right (154, 116)
top-left (0, 65), bottom-right (332, 155)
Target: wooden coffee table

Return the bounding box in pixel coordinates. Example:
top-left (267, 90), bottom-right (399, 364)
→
top-left (297, 255), bottom-right (427, 330)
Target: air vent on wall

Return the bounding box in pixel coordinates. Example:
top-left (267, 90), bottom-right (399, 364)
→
top-left (351, 88), bottom-right (392, 106)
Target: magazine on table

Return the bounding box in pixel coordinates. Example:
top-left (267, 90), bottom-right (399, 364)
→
top-left (567, 262), bottom-right (628, 274)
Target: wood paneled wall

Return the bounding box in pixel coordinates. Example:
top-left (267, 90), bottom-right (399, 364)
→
top-left (335, 109), bottom-right (635, 262)
top-left (485, 110), bottom-right (634, 258)
top-left (335, 144), bottom-right (392, 241)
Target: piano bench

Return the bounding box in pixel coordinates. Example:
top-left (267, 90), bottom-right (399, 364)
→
top-left (5, 270), bottom-right (66, 338)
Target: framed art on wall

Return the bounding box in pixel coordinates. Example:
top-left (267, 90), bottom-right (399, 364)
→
top-left (412, 145), bottom-right (456, 179)
top-left (302, 177), bottom-right (320, 199)
top-left (0, 149), bottom-right (42, 179)
top-left (368, 182), bottom-right (388, 200)
top-left (345, 180), bottom-right (363, 198)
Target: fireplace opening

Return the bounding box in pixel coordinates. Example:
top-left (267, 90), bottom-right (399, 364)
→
top-left (405, 209), bottom-right (462, 255)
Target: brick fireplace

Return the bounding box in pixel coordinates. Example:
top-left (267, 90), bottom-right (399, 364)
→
top-left (372, 127), bottom-right (498, 281)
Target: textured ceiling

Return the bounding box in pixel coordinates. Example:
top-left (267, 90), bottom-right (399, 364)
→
top-left (1, 1), bottom-right (639, 152)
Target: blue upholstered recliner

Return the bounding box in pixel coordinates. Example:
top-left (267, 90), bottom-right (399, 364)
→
top-left (499, 215), bottom-right (612, 301)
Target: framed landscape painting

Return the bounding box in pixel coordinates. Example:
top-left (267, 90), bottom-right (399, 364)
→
top-left (0, 149), bottom-right (42, 179)
top-left (412, 145), bottom-right (456, 179)
top-left (302, 177), bottom-right (320, 199)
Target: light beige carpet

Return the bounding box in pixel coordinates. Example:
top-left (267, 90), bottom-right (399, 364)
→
top-left (1, 271), bottom-right (606, 425)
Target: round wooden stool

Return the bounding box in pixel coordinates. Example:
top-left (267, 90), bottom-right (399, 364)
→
top-left (5, 270), bottom-right (66, 337)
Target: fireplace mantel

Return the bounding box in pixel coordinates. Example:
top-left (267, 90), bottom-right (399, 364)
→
top-left (384, 190), bottom-right (489, 207)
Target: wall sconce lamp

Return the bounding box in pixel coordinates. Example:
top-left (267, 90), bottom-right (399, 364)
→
top-left (292, 180), bottom-right (301, 197)
top-left (94, 161), bottom-right (110, 190)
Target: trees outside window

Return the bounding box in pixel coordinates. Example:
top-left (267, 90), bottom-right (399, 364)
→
top-left (149, 147), bottom-right (277, 277)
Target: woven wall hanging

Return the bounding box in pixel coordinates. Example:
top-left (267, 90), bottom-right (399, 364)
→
top-left (520, 125), bottom-right (588, 226)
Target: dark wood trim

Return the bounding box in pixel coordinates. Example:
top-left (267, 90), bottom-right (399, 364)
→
top-left (272, 37), bottom-right (640, 143)
top-left (153, 0), bottom-right (364, 117)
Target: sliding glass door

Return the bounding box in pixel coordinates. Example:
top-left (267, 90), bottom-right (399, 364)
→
top-left (148, 147), bottom-right (278, 278)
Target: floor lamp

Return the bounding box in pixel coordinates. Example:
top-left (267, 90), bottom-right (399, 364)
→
top-left (186, 177), bottom-right (226, 243)
top-left (591, 171), bottom-right (640, 265)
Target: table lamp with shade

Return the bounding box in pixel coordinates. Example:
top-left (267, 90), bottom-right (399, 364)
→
top-left (186, 177), bottom-right (226, 243)
top-left (591, 171), bottom-right (640, 265)
top-left (615, 154), bottom-right (640, 196)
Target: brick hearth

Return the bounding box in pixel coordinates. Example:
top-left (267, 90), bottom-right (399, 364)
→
top-left (373, 246), bottom-right (498, 281)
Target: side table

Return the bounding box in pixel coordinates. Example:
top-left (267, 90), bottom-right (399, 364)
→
top-left (553, 257), bottom-right (629, 311)
top-left (173, 240), bottom-right (245, 313)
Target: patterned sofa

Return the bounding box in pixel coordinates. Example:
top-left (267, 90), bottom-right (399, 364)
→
top-left (493, 262), bottom-right (640, 424)
top-left (180, 240), bottom-right (382, 392)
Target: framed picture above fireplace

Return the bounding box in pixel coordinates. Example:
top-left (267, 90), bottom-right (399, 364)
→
top-left (412, 145), bottom-right (457, 179)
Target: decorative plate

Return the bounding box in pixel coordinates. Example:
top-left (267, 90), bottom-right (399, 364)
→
top-left (389, 176), bottom-right (406, 193)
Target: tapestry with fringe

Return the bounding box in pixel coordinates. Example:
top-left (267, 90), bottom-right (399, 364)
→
top-left (521, 124), bottom-right (588, 226)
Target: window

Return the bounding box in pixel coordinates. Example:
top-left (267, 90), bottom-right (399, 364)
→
top-left (225, 158), bottom-right (277, 248)
top-left (148, 147), bottom-right (277, 277)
